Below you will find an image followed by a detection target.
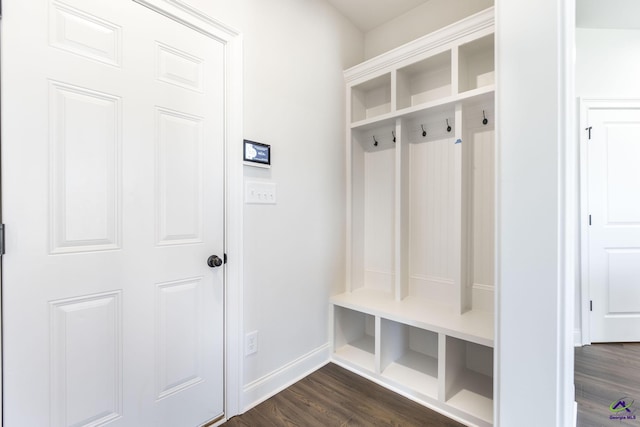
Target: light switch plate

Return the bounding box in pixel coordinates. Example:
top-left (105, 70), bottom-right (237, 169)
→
top-left (245, 181), bottom-right (277, 204)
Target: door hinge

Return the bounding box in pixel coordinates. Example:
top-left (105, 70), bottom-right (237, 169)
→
top-left (590, 300), bottom-right (593, 312)
top-left (589, 214), bottom-right (592, 226)
top-left (0, 224), bottom-right (5, 256)
top-left (585, 126), bottom-right (592, 140)
top-left (223, 253), bottom-right (227, 264)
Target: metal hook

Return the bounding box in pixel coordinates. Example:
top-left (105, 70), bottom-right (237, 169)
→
top-left (373, 135), bottom-right (378, 146)
top-left (392, 131), bottom-right (396, 143)
top-left (421, 125), bottom-right (427, 137)
top-left (482, 110), bottom-right (488, 125)
top-left (446, 119), bottom-right (452, 133)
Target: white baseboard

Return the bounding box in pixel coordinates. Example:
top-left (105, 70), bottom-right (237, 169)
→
top-left (241, 343), bottom-right (331, 412)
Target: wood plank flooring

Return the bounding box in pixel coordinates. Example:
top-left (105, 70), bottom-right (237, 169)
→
top-left (225, 345), bottom-right (640, 426)
top-left (575, 343), bottom-right (640, 427)
top-left (223, 363), bottom-right (464, 426)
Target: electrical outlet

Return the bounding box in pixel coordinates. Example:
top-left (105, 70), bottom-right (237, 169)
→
top-left (245, 331), bottom-right (258, 356)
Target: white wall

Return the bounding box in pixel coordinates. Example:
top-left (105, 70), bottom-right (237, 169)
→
top-left (496, 0), bottom-right (575, 425)
top-left (177, 0), bottom-right (365, 412)
top-left (576, 28), bottom-right (640, 97)
top-left (240, 0), bottom-right (362, 405)
top-left (363, 0), bottom-right (494, 59)
top-left (574, 28), bottom-right (640, 342)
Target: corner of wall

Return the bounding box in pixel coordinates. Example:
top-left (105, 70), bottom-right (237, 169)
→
top-left (363, 0), bottom-right (494, 60)
top-left (241, 344), bottom-right (331, 411)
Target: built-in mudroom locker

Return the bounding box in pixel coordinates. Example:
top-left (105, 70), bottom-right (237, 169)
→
top-left (331, 8), bottom-right (495, 427)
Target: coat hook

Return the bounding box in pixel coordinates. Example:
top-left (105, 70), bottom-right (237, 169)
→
top-left (446, 119), bottom-right (452, 133)
top-left (482, 110), bottom-right (488, 125)
top-left (421, 125), bottom-right (427, 137)
top-left (392, 131), bottom-right (396, 143)
top-left (373, 135), bottom-right (378, 146)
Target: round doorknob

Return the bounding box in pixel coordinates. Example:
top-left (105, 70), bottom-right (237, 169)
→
top-left (207, 255), bottom-right (223, 268)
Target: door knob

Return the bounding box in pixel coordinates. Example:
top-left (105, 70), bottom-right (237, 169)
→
top-left (207, 255), bottom-right (223, 268)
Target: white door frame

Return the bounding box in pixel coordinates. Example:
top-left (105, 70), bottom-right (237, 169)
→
top-left (0, 0), bottom-right (244, 422)
top-left (578, 98), bottom-right (640, 346)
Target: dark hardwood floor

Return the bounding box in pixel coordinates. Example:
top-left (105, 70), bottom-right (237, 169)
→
top-left (575, 343), bottom-right (640, 427)
top-left (224, 345), bottom-right (640, 426)
top-left (223, 363), bottom-right (464, 426)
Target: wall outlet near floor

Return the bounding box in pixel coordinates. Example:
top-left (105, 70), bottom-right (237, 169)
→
top-left (245, 331), bottom-right (258, 356)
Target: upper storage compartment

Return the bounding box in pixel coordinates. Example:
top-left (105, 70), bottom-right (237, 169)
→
top-left (347, 9), bottom-right (494, 128)
top-left (457, 34), bottom-right (495, 94)
top-left (351, 73), bottom-right (392, 123)
top-left (396, 50), bottom-right (452, 110)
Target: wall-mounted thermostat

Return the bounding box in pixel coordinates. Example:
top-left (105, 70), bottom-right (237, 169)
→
top-left (243, 139), bottom-right (271, 168)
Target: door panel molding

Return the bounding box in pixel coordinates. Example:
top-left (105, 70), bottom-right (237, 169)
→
top-left (130, 0), bottom-right (244, 419)
top-left (1, 0), bottom-right (244, 424)
top-left (580, 98), bottom-right (640, 344)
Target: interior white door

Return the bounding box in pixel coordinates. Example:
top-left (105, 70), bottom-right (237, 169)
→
top-left (2, 0), bottom-right (225, 425)
top-left (586, 104), bottom-right (640, 342)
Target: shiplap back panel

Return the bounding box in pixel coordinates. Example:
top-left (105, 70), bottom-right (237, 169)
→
top-left (471, 127), bottom-right (495, 289)
top-left (408, 136), bottom-right (456, 303)
top-left (364, 145), bottom-right (396, 293)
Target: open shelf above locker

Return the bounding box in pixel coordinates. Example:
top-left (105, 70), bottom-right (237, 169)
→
top-left (397, 50), bottom-right (452, 110)
top-left (458, 34), bottom-right (495, 94)
top-left (351, 73), bottom-right (392, 123)
top-left (352, 85), bottom-right (494, 130)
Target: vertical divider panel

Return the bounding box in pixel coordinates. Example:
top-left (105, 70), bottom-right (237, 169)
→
top-left (374, 316), bottom-right (382, 374)
top-left (437, 333), bottom-right (447, 401)
top-left (452, 103), bottom-right (465, 314)
top-left (350, 132), bottom-right (366, 292)
top-left (346, 87), bottom-right (353, 293)
top-left (396, 118), bottom-right (410, 301)
top-left (444, 336), bottom-right (465, 402)
top-left (451, 46), bottom-right (460, 96)
top-left (459, 104), bottom-right (472, 313)
top-left (391, 70), bottom-right (398, 113)
top-left (380, 319), bottom-right (407, 374)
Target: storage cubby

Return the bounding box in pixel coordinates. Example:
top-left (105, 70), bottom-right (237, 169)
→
top-left (349, 129), bottom-right (396, 295)
top-left (336, 8), bottom-right (495, 426)
top-left (380, 320), bottom-right (439, 399)
top-left (458, 34), bottom-right (495, 94)
top-left (397, 50), bottom-right (452, 110)
top-left (445, 337), bottom-right (493, 424)
top-left (351, 73), bottom-right (392, 123)
top-left (333, 307), bottom-right (376, 372)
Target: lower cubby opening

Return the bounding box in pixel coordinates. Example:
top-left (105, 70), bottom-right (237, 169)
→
top-left (445, 337), bottom-right (493, 423)
top-left (380, 320), bottom-right (439, 399)
top-left (333, 306), bottom-right (375, 372)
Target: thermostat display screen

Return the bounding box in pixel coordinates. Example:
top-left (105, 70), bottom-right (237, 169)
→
top-left (243, 139), bottom-right (270, 166)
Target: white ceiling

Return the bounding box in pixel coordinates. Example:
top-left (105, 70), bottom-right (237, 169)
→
top-left (325, 0), bottom-right (431, 32)
top-left (577, 0), bottom-right (640, 29)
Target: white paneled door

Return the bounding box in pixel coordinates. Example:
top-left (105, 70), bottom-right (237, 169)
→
top-left (586, 103), bottom-right (640, 342)
top-left (2, 0), bottom-right (225, 425)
